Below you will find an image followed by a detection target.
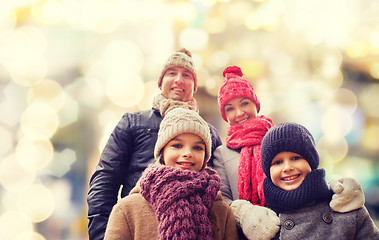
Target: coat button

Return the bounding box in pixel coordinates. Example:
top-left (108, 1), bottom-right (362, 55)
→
top-left (283, 219), bottom-right (295, 230)
top-left (322, 213), bottom-right (333, 224)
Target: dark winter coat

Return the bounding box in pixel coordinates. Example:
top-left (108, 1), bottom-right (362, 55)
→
top-left (87, 108), bottom-right (222, 240)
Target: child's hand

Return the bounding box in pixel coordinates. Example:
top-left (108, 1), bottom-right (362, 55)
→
top-left (329, 177), bottom-right (365, 213)
top-left (230, 199), bottom-right (280, 240)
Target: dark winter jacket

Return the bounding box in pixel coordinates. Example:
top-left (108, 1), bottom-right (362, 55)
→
top-left (87, 108), bottom-right (222, 240)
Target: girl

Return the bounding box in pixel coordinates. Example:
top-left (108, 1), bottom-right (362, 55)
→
top-left (104, 108), bottom-right (238, 240)
top-left (260, 122), bottom-right (379, 239)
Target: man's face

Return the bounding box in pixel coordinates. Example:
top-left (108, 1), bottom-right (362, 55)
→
top-left (160, 66), bottom-right (196, 102)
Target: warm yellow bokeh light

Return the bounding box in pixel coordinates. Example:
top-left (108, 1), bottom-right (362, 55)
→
top-left (17, 184), bottom-right (55, 223)
top-left (105, 74), bottom-right (145, 107)
top-left (317, 135), bottom-right (349, 163)
top-left (360, 84), bottom-right (379, 118)
top-left (321, 105), bottom-right (353, 137)
top-left (137, 81), bottom-right (161, 110)
top-left (0, 125), bottom-right (13, 157)
top-left (369, 62), bottom-right (379, 79)
top-left (103, 40), bottom-right (144, 74)
top-left (346, 41), bottom-right (370, 58)
top-left (179, 28), bottom-right (209, 51)
top-left (0, 211), bottom-right (34, 240)
top-left (15, 137), bottom-right (54, 171)
top-left (27, 78), bottom-right (65, 111)
top-left (14, 231), bottom-right (46, 240)
top-left (20, 102), bottom-right (59, 139)
top-left (0, 154), bottom-right (35, 192)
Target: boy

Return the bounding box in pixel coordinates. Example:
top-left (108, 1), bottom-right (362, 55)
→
top-left (260, 122), bottom-right (379, 239)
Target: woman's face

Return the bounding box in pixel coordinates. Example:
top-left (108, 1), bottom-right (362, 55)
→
top-left (162, 133), bottom-right (206, 171)
top-left (224, 97), bottom-right (258, 126)
top-left (270, 152), bottom-right (312, 191)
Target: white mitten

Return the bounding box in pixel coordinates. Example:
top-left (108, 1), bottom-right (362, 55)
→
top-left (230, 199), bottom-right (280, 240)
top-left (329, 177), bottom-right (365, 213)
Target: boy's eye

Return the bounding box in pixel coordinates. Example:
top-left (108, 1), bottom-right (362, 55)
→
top-left (291, 156), bottom-right (302, 161)
top-left (271, 160), bottom-right (282, 166)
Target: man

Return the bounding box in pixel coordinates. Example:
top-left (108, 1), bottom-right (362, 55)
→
top-left (87, 48), bottom-right (222, 240)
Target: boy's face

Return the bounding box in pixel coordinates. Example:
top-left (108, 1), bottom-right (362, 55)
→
top-left (162, 133), bottom-right (206, 171)
top-left (224, 97), bottom-right (258, 126)
top-left (160, 66), bottom-right (195, 102)
top-left (270, 152), bottom-right (312, 191)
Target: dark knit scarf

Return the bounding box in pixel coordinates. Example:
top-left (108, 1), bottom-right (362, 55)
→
top-left (152, 94), bottom-right (199, 118)
top-left (263, 169), bottom-right (333, 213)
top-left (140, 165), bottom-right (220, 240)
top-left (226, 116), bottom-right (273, 206)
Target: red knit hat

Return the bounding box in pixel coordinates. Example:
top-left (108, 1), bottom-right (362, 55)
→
top-left (218, 66), bottom-right (261, 122)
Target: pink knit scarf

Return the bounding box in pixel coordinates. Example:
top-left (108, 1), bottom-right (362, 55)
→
top-left (140, 165), bottom-right (220, 240)
top-left (226, 116), bottom-right (274, 206)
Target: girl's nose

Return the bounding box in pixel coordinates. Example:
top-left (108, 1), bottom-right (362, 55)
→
top-left (283, 160), bottom-right (294, 172)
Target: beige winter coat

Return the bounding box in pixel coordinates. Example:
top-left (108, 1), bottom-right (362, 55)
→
top-left (104, 191), bottom-right (238, 240)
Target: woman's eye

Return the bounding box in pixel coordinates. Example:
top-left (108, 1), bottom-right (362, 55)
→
top-left (241, 101), bottom-right (249, 106)
top-left (225, 107), bottom-right (233, 112)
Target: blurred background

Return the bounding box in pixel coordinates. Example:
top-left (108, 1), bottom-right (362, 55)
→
top-left (0, 0), bottom-right (378, 239)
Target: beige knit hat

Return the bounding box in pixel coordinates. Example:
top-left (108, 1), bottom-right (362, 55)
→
top-left (154, 108), bottom-right (211, 168)
top-left (158, 48), bottom-right (198, 92)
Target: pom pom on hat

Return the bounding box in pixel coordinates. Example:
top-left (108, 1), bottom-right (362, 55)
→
top-left (218, 66), bottom-right (261, 122)
top-left (158, 48), bottom-right (198, 92)
top-left (261, 122), bottom-right (319, 178)
top-left (154, 108), bottom-right (212, 169)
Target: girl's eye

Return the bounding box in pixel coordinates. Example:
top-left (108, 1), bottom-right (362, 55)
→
top-left (183, 73), bottom-right (190, 78)
top-left (193, 145), bottom-right (204, 151)
top-left (172, 144), bottom-right (182, 149)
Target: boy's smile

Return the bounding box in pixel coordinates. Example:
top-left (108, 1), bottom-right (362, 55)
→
top-left (270, 152), bottom-right (312, 191)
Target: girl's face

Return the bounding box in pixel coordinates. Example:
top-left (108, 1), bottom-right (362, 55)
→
top-left (224, 97), bottom-right (258, 126)
top-left (160, 67), bottom-right (195, 102)
top-left (270, 152), bottom-right (312, 191)
top-left (162, 133), bottom-right (206, 171)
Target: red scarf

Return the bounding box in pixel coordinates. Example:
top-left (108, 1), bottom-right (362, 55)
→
top-left (226, 116), bottom-right (274, 206)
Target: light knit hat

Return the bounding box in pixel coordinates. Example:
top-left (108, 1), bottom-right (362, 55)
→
top-left (154, 108), bottom-right (212, 168)
top-left (218, 66), bottom-right (261, 122)
top-left (261, 122), bottom-right (319, 178)
top-left (158, 48), bottom-right (198, 92)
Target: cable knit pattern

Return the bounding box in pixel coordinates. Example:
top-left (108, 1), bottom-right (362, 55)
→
top-left (263, 169), bottom-right (333, 213)
top-left (152, 94), bottom-right (199, 118)
top-left (226, 116), bottom-right (273, 206)
top-left (140, 165), bottom-right (220, 240)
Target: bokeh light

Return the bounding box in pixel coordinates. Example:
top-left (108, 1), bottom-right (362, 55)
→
top-left (0, 1), bottom-right (378, 239)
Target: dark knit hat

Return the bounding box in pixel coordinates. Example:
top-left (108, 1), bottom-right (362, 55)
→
top-left (218, 66), bottom-right (261, 122)
top-left (261, 122), bottom-right (319, 178)
top-left (158, 48), bottom-right (198, 92)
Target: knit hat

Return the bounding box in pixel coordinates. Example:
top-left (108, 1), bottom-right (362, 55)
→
top-left (158, 48), bottom-right (198, 92)
top-left (261, 122), bottom-right (319, 178)
top-left (218, 66), bottom-right (261, 122)
top-left (154, 108), bottom-right (212, 168)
